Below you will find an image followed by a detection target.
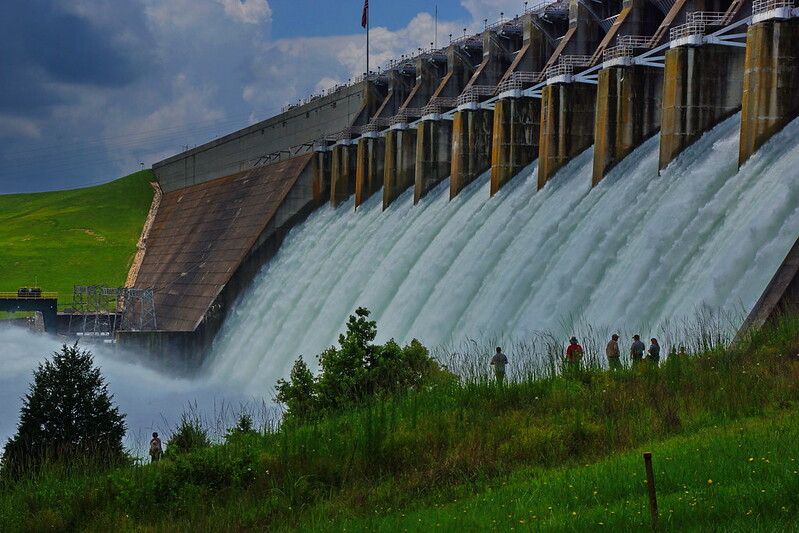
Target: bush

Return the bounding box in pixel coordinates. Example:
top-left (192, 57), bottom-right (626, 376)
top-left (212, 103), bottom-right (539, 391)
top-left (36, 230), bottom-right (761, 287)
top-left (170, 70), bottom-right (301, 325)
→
top-left (166, 413), bottom-right (211, 457)
top-left (276, 307), bottom-right (447, 421)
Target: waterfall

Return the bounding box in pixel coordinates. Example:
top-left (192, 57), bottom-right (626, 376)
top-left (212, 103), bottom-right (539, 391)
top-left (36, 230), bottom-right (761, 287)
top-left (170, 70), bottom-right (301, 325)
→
top-left (206, 115), bottom-right (799, 394)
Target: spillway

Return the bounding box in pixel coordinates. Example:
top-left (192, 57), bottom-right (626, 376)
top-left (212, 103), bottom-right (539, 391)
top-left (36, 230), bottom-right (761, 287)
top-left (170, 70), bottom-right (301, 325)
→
top-left (207, 115), bottom-right (799, 394)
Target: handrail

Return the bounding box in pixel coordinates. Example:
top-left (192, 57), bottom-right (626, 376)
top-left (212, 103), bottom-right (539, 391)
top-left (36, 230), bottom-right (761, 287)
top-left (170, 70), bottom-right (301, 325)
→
top-left (422, 97), bottom-right (458, 115)
top-left (753, 0), bottom-right (795, 13)
top-left (687, 11), bottom-right (727, 24)
top-left (670, 21), bottom-right (706, 41)
top-left (497, 71), bottom-right (543, 93)
top-left (0, 292), bottom-right (58, 299)
top-left (457, 85), bottom-right (498, 106)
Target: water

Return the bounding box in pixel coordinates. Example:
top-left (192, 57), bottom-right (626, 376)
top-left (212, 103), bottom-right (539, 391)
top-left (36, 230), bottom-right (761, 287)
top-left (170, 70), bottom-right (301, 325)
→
top-left (207, 115), bottom-right (799, 393)
top-left (3, 114), bottom-right (799, 449)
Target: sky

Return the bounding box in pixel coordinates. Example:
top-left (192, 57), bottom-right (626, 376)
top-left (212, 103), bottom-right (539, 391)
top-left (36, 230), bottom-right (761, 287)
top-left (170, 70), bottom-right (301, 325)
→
top-left (0, 0), bottom-right (533, 194)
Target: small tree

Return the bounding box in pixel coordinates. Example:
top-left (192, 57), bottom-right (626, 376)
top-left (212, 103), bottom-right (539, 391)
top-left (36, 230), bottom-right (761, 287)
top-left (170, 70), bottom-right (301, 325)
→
top-left (276, 308), bottom-right (448, 422)
top-left (2, 343), bottom-right (127, 478)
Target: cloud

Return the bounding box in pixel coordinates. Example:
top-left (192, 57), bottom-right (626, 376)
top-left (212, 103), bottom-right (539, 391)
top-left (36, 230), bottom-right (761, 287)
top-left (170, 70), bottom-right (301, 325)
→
top-left (217, 0), bottom-right (272, 24)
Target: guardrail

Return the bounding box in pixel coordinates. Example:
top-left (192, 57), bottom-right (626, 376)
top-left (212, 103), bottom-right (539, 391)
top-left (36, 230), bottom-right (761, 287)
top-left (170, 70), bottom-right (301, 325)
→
top-left (686, 11), bottom-right (727, 24)
top-left (498, 71), bottom-right (544, 93)
top-left (603, 44), bottom-right (635, 62)
top-left (753, 0), bottom-right (795, 14)
top-left (0, 292), bottom-right (58, 299)
top-left (669, 21), bottom-right (706, 41)
top-left (457, 85), bottom-right (497, 106)
top-left (390, 108), bottom-right (423, 126)
top-left (618, 35), bottom-right (657, 48)
top-left (422, 97), bottom-right (459, 115)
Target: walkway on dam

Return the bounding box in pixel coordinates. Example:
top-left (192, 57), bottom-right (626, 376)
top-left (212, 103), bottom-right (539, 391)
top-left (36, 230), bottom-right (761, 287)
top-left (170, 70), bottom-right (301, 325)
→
top-left (0, 292), bottom-right (58, 334)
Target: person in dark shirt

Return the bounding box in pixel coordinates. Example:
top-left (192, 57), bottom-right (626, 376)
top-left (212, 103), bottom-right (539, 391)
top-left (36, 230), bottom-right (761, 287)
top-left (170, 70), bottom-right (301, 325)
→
top-left (648, 338), bottom-right (661, 366)
top-left (630, 335), bottom-right (646, 365)
top-left (490, 346), bottom-right (508, 384)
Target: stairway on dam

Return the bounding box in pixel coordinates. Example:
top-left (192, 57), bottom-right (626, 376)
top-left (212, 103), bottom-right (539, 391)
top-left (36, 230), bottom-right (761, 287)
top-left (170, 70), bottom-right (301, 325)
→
top-left (121, 0), bottom-right (799, 364)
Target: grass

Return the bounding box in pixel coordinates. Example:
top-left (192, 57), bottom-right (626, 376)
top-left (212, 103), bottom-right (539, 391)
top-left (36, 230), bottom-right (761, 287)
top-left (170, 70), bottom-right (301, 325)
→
top-left (2, 311), bottom-right (799, 531)
top-left (0, 171), bottom-right (154, 301)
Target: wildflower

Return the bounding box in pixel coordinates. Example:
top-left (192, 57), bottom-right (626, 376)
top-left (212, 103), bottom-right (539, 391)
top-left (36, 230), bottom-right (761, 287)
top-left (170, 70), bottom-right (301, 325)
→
top-left (707, 479), bottom-right (713, 484)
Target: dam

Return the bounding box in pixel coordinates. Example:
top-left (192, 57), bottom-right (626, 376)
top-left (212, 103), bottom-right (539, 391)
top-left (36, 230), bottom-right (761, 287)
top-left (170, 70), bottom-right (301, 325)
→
top-left (117, 0), bottom-right (799, 373)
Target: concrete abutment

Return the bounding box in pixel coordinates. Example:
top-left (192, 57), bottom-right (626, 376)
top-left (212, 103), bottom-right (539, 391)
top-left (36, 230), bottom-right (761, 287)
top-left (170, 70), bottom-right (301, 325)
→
top-left (331, 142), bottom-right (357, 206)
top-left (739, 17), bottom-right (799, 168)
top-left (383, 128), bottom-right (417, 208)
top-left (593, 65), bottom-right (663, 186)
top-left (415, 118), bottom-right (452, 203)
top-left (538, 83), bottom-right (596, 189)
top-left (659, 43), bottom-right (745, 171)
top-left (490, 97), bottom-right (541, 196)
top-left (355, 135), bottom-right (385, 208)
top-left (450, 108), bottom-right (494, 199)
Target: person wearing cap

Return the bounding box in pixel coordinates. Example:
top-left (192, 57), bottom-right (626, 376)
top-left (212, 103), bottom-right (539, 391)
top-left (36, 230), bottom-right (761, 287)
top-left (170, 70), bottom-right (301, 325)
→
top-left (490, 346), bottom-right (509, 385)
top-left (606, 334), bottom-right (621, 370)
top-left (565, 336), bottom-right (583, 367)
top-left (630, 335), bottom-right (646, 365)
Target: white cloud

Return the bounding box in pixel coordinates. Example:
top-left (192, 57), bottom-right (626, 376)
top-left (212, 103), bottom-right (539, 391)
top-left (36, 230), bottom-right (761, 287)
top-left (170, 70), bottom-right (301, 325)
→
top-left (217, 0), bottom-right (272, 24)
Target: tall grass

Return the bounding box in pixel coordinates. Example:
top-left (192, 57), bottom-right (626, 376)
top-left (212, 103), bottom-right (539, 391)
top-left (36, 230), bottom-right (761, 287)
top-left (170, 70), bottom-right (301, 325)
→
top-left (2, 309), bottom-right (799, 531)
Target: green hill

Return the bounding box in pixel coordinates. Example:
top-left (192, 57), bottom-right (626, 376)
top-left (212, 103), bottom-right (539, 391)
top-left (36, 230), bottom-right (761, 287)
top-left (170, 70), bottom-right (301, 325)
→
top-left (0, 171), bottom-right (154, 302)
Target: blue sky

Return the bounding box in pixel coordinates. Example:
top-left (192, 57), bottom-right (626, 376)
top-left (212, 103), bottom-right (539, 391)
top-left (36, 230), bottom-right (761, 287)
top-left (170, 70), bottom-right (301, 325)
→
top-left (0, 0), bottom-right (528, 194)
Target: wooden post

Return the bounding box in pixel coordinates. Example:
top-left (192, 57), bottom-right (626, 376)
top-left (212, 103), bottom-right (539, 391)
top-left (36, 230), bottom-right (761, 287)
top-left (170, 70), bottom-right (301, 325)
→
top-left (643, 452), bottom-right (658, 530)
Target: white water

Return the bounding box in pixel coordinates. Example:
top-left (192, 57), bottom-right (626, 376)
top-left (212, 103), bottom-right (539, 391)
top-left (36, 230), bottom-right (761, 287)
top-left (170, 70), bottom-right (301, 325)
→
top-left (3, 114), bottom-right (799, 448)
top-left (208, 115), bottom-right (799, 393)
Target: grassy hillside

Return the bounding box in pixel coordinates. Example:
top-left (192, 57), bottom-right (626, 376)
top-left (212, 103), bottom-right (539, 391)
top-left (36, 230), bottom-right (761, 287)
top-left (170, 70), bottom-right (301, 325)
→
top-left (0, 171), bottom-right (154, 300)
top-left (1, 312), bottom-right (799, 531)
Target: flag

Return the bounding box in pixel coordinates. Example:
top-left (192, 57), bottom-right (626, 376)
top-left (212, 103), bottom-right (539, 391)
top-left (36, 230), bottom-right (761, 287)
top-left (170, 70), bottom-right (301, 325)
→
top-left (361, 0), bottom-right (368, 28)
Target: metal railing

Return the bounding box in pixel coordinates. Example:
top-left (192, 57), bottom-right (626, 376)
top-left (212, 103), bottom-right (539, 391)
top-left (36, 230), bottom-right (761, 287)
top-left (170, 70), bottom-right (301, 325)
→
top-left (0, 291), bottom-right (58, 299)
top-left (362, 117), bottom-right (391, 132)
top-left (390, 108), bottom-right (423, 126)
top-left (603, 44), bottom-right (635, 62)
top-left (457, 85), bottom-right (497, 106)
top-left (686, 11), bottom-right (727, 24)
top-left (422, 97), bottom-right (458, 115)
top-left (669, 21), bottom-right (706, 41)
top-left (753, 0), bottom-right (796, 13)
top-left (618, 35), bottom-right (657, 48)
top-left (498, 71), bottom-right (543, 93)
top-left (526, 0), bottom-right (569, 16)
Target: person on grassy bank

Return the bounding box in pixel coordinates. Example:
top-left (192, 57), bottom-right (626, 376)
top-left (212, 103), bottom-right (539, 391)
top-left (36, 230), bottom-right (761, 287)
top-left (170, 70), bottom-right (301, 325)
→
top-left (630, 334), bottom-right (646, 366)
top-left (606, 334), bottom-right (621, 370)
top-left (648, 338), bottom-right (661, 366)
top-left (149, 432), bottom-right (163, 462)
top-left (490, 347), bottom-right (508, 384)
top-left (565, 337), bottom-right (583, 368)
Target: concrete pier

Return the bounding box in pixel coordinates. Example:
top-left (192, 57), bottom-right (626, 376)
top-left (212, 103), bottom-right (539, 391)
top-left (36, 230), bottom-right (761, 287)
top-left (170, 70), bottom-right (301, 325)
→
top-left (739, 17), bottom-right (799, 167)
top-left (355, 135), bottom-right (384, 207)
top-left (593, 65), bottom-right (663, 185)
top-left (383, 127), bottom-right (417, 208)
top-left (331, 140), bottom-right (357, 206)
top-left (538, 83), bottom-right (597, 188)
top-left (490, 97), bottom-right (541, 195)
top-left (312, 147), bottom-right (331, 206)
top-left (450, 108), bottom-right (494, 198)
top-left (415, 117), bottom-right (452, 203)
top-left (659, 43), bottom-right (745, 171)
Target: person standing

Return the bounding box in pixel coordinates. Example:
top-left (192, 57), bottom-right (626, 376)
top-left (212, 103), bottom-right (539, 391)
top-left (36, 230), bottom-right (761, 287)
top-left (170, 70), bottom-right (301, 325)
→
top-left (648, 338), bottom-right (661, 366)
top-left (565, 337), bottom-right (584, 367)
top-left (606, 334), bottom-right (621, 370)
top-left (149, 432), bottom-right (163, 462)
top-left (630, 335), bottom-right (646, 366)
top-left (490, 347), bottom-right (508, 385)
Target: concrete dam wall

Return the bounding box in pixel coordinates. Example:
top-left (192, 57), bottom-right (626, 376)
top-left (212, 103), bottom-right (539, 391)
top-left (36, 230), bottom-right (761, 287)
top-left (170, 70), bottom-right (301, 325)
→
top-left (123, 0), bottom-right (799, 363)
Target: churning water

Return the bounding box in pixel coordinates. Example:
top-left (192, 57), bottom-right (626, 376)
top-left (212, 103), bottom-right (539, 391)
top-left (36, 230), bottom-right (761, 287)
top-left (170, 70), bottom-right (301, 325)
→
top-left (3, 114), bottom-right (799, 449)
top-left (208, 115), bottom-right (799, 394)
